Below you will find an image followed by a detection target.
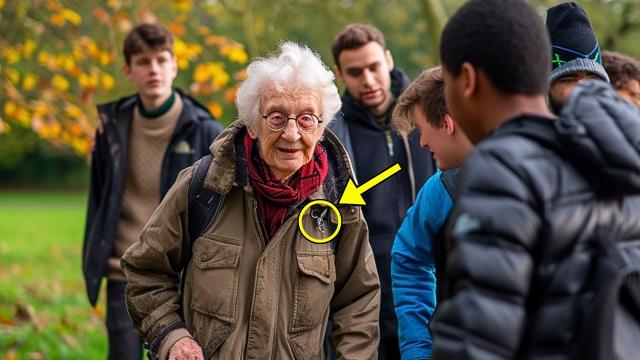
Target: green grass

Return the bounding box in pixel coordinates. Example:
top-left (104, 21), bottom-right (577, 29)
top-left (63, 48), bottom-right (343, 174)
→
top-left (0, 192), bottom-right (107, 359)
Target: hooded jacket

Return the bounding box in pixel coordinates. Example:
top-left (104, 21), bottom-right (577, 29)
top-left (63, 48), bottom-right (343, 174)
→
top-left (122, 122), bottom-right (381, 360)
top-left (432, 80), bottom-right (640, 359)
top-left (329, 68), bottom-right (436, 340)
top-left (82, 89), bottom-right (224, 306)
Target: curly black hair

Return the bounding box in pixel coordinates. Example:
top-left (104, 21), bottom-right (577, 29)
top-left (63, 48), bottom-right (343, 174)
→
top-left (603, 51), bottom-right (640, 91)
top-left (440, 0), bottom-right (551, 95)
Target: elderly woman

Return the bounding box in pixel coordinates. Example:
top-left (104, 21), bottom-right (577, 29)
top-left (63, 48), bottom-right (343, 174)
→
top-left (122, 42), bottom-right (380, 360)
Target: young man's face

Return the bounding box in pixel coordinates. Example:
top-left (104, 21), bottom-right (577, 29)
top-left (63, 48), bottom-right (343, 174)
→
top-left (336, 42), bottom-right (394, 117)
top-left (412, 105), bottom-right (468, 170)
top-left (124, 48), bottom-right (177, 103)
top-left (549, 71), bottom-right (601, 114)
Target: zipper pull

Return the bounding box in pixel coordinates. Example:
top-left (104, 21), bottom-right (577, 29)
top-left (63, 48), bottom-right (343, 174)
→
top-left (385, 130), bottom-right (394, 157)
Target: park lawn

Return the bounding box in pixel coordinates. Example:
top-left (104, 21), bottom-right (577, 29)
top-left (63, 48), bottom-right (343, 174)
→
top-left (0, 192), bottom-right (107, 359)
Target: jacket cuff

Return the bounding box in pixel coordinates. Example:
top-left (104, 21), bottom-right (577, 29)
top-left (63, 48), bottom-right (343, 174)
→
top-left (158, 328), bottom-right (192, 360)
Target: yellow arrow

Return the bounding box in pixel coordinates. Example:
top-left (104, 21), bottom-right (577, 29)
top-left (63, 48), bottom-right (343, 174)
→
top-left (339, 163), bottom-right (402, 205)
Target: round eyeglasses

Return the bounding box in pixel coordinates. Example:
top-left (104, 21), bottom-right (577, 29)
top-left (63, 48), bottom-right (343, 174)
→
top-left (261, 111), bottom-right (323, 134)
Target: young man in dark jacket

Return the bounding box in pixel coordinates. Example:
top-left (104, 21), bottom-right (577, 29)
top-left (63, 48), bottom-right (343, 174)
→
top-left (82, 23), bottom-right (223, 360)
top-left (432, 0), bottom-right (640, 359)
top-left (328, 23), bottom-right (436, 359)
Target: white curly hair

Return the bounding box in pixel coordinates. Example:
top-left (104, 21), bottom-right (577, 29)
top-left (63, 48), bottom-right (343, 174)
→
top-left (235, 41), bottom-right (341, 132)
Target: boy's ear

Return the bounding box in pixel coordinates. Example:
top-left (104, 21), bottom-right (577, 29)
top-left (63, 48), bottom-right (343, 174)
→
top-left (460, 62), bottom-right (478, 99)
top-left (123, 63), bottom-right (132, 80)
top-left (333, 65), bottom-right (344, 83)
top-left (443, 114), bottom-right (455, 136)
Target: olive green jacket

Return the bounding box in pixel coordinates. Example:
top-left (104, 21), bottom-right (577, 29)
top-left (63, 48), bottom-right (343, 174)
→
top-left (122, 121), bottom-right (380, 359)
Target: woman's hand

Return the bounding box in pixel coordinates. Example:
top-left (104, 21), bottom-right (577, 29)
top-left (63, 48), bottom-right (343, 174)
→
top-left (168, 337), bottom-right (204, 360)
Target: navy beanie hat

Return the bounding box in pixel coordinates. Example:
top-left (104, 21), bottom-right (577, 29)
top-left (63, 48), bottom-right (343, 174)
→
top-left (546, 2), bottom-right (610, 83)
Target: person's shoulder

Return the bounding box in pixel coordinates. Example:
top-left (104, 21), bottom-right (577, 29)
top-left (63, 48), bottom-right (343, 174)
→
top-left (95, 93), bottom-right (138, 127)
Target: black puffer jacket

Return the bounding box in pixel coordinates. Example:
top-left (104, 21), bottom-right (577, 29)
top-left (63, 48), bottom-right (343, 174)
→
top-left (432, 80), bottom-right (640, 359)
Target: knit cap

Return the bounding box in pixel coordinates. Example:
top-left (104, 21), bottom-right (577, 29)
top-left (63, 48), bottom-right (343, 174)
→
top-left (546, 2), bottom-right (610, 83)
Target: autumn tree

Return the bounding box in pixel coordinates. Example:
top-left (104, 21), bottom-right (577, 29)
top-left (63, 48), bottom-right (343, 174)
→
top-left (0, 0), bottom-right (248, 158)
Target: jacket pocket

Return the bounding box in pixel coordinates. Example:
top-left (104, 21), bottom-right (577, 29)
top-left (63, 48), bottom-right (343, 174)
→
top-left (291, 250), bottom-right (336, 332)
top-left (188, 236), bottom-right (241, 355)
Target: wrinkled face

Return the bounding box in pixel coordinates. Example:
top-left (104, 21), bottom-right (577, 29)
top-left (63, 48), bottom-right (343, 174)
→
top-left (336, 42), bottom-right (394, 116)
top-left (549, 71), bottom-right (601, 114)
top-left (412, 106), bottom-right (459, 170)
top-left (249, 87), bottom-right (325, 181)
top-left (618, 79), bottom-right (640, 107)
top-left (124, 48), bottom-right (177, 103)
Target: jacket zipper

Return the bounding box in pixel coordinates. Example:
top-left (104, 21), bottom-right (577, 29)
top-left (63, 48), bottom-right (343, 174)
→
top-left (253, 199), bottom-right (267, 250)
top-left (384, 129), bottom-right (394, 157)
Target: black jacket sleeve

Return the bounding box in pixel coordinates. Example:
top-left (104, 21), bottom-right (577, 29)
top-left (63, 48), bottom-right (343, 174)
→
top-left (431, 146), bottom-right (542, 360)
top-left (82, 126), bottom-right (107, 265)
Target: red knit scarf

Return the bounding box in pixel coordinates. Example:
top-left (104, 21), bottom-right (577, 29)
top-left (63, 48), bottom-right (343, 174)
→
top-left (244, 132), bottom-right (328, 238)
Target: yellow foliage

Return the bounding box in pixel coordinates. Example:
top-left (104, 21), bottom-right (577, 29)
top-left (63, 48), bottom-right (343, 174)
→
top-left (174, 0), bottom-right (192, 12)
top-left (38, 51), bottom-right (56, 69)
top-left (56, 54), bottom-right (76, 72)
top-left (6, 68), bottom-right (20, 85)
top-left (224, 45), bottom-right (248, 65)
top-left (193, 64), bottom-right (210, 83)
top-left (22, 40), bottom-right (37, 58)
top-left (3, 48), bottom-right (21, 64)
top-left (99, 51), bottom-right (112, 66)
top-left (32, 102), bottom-right (50, 118)
top-left (22, 73), bottom-right (39, 91)
top-left (0, 0), bottom-right (5, 10)
top-left (4, 101), bottom-right (18, 117)
top-left (51, 13), bottom-right (66, 27)
top-left (65, 105), bottom-right (83, 118)
top-left (61, 8), bottom-right (82, 26)
top-left (79, 72), bottom-right (99, 90)
top-left (101, 73), bottom-right (115, 91)
top-left (0, 119), bottom-right (9, 134)
top-left (15, 107), bottom-right (31, 127)
top-left (207, 102), bottom-right (223, 118)
top-left (52, 74), bottom-right (70, 92)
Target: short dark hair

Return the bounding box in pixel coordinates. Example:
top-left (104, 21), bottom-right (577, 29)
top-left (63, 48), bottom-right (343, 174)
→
top-left (123, 23), bottom-right (174, 65)
top-left (331, 23), bottom-right (386, 68)
top-left (603, 51), bottom-right (640, 91)
top-left (440, 0), bottom-right (551, 95)
top-left (393, 66), bottom-right (447, 134)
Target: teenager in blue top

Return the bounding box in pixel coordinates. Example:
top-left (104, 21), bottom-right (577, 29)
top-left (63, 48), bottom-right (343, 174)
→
top-left (390, 67), bottom-right (473, 360)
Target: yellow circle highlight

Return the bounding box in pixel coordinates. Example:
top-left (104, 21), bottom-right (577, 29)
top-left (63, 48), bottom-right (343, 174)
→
top-left (298, 200), bottom-right (342, 244)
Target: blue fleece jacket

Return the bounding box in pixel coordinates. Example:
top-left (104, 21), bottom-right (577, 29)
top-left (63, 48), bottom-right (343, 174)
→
top-left (391, 171), bottom-right (453, 360)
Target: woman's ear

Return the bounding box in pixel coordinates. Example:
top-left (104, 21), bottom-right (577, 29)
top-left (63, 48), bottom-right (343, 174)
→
top-left (247, 125), bottom-right (258, 139)
top-left (443, 114), bottom-right (455, 136)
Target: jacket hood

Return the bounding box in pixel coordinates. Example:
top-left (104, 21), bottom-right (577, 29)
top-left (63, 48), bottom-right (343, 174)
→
top-left (340, 68), bottom-right (410, 129)
top-left (205, 121), bottom-right (357, 203)
top-left (557, 79), bottom-right (640, 196)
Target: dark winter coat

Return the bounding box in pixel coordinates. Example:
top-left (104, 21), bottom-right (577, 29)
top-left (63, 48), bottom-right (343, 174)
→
top-left (432, 80), bottom-right (640, 359)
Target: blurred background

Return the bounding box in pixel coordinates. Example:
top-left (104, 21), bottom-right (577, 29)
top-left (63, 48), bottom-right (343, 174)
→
top-left (1, 0), bottom-right (639, 358)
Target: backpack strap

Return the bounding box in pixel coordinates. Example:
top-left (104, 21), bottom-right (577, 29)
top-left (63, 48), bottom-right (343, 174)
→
top-left (182, 154), bottom-right (225, 268)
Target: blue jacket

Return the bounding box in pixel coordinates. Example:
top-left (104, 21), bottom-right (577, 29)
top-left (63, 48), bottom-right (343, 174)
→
top-left (391, 171), bottom-right (453, 360)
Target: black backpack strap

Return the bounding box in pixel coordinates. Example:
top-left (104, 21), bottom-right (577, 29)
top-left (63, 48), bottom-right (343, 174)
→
top-left (182, 154), bottom-right (225, 268)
